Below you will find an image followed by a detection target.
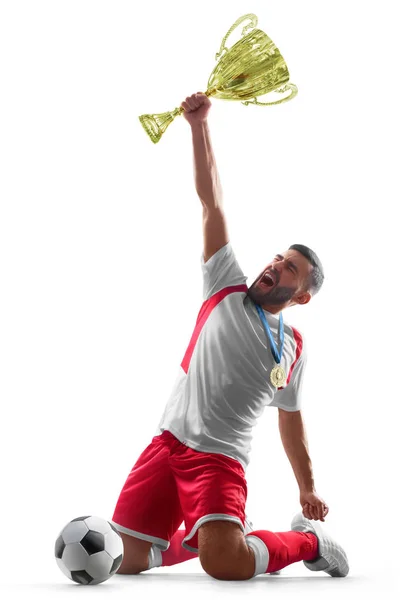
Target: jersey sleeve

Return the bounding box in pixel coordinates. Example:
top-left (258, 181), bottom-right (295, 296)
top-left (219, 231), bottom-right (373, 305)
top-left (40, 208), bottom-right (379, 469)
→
top-left (269, 336), bottom-right (308, 412)
top-left (201, 242), bottom-right (248, 300)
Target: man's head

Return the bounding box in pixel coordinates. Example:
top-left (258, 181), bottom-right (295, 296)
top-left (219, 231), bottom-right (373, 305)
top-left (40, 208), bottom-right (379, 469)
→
top-left (246, 244), bottom-right (324, 315)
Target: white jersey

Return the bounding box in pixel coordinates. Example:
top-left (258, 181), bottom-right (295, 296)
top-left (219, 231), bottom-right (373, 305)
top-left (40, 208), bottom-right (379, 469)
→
top-left (154, 242), bottom-right (307, 471)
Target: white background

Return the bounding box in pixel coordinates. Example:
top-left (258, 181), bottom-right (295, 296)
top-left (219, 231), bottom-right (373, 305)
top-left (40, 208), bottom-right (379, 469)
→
top-left (1, 0), bottom-right (399, 598)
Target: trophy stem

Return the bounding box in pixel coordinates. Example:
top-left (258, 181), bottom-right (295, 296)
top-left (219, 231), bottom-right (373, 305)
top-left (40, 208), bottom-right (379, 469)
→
top-left (138, 89), bottom-right (217, 144)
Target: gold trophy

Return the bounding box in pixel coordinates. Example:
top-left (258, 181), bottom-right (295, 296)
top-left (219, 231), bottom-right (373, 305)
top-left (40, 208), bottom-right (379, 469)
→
top-left (139, 13), bottom-right (298, 144)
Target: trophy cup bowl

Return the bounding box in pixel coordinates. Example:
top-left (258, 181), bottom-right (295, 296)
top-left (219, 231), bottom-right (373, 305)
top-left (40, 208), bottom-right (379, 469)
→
top-left (139, 13), bottom-right (298, 144)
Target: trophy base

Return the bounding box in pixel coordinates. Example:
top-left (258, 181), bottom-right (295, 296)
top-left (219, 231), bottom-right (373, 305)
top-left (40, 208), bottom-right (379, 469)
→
top-left (139, 107), bottom-right (182, 144)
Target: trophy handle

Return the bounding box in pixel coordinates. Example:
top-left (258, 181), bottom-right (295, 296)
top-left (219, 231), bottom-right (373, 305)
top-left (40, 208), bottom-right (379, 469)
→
top-left (215, 13), bottom-right (258, 61)
top-left (241, 83), bottom-right (298, 106)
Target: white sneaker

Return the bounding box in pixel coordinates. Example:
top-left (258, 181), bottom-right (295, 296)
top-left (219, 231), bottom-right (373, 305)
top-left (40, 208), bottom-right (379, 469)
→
top-left (290, 513), bottom-right (349, 577)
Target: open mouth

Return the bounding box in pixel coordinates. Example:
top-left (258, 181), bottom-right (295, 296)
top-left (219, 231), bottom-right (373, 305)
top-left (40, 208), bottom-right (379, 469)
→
top-left (259, 272), bottom-right (276, 289)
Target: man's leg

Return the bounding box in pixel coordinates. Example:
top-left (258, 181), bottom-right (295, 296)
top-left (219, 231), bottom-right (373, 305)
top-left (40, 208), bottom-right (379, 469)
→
top-left (169, 437), bottom-right (309, 578)
top-left (158, 529), bottom-right (196, 566)
top-left (117, 529), bottom-right (197, 573)
top-left (111, 432), bottom-right (186, 574)
top-left (198, 520), bottom-right (318, 580)
top-left (158, 513), bottom-right (255, 568)
top-left (116, 533), bottom-right (152, 574)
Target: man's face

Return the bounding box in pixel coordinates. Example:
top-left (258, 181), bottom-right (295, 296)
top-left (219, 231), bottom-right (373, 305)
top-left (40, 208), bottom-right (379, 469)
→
top-left (246, 250), bottom-right (312, 310)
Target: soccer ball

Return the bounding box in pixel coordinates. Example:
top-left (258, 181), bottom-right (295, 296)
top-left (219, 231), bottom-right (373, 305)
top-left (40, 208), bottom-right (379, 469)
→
top-left (54, 515), bottom-right (124, 585)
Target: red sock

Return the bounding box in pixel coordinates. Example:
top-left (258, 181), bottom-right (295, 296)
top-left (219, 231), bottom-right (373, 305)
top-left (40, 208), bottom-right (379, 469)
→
top-left (160, 530), bottom-right (196, 567)
top-left (246, 530), bottom-right (319, 574)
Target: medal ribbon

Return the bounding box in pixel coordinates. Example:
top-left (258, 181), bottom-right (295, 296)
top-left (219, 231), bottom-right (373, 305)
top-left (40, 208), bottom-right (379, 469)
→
top-left (254, 303), bottom-right (284, 364)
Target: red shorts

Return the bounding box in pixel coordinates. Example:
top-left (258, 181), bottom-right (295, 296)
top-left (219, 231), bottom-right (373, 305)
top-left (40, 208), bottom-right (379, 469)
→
top-left (110, 430), bottom-right (248, 553)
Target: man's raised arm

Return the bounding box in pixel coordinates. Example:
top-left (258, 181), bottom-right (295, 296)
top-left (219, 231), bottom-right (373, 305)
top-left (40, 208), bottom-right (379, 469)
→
top-left (181, 93), bottom-right (229, 263)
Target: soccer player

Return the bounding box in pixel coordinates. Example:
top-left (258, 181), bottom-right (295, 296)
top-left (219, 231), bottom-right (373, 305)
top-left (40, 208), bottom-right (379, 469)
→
top-left (111, 93), bottom-right (349, 580)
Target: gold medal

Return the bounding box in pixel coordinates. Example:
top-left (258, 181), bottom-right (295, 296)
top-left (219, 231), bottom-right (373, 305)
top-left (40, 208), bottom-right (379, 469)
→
top-left (270, 365), bottom-right (286, 387)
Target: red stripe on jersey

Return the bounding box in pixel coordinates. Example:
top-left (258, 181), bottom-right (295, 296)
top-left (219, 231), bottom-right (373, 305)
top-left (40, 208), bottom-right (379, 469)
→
top-left (180, 285), bottom-right (248, 374)
top-left (278, 326), bottom-right (303, 390)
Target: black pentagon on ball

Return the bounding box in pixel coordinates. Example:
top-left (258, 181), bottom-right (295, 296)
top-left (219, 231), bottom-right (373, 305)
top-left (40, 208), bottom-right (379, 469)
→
top-left (71, 570), bottom-right (93, 585)
top-left (80, 530), bottom-right (104, 554)
top-left (110, 553), bottom-right (123, 574)
top-left (54, 535), bottom-right (66, 559)
top-left (71, 516), bottom-right (91, 522)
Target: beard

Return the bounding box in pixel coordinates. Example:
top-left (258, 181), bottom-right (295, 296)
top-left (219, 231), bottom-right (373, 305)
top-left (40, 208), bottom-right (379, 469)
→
top-left (246, 279), bottom-right (296, 307)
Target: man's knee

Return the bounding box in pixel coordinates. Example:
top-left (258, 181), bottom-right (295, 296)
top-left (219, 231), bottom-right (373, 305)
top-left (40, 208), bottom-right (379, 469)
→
top-left (198, 520), bottom-right (252, 581)
top-left (115, 531), bottom-right (152, 575)
top-left (200, 558), bottom-right (239, 580)
top-left (199, 546), bottom-right (234, 580)
top-left (200, 551), bottom-right (252, 581)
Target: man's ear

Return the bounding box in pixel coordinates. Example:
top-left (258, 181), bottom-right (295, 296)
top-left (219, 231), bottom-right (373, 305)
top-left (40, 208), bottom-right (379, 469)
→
top-left (297, 292), bottom-right (312, 306)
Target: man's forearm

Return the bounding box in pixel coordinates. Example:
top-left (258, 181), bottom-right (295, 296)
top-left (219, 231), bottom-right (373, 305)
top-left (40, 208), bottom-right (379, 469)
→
top-left (190, 121), bottom-right (223, 210)
top-left (279, 413), bottom-right (315, 491)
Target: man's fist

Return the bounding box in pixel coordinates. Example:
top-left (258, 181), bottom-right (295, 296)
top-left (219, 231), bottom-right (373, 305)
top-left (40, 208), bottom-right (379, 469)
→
top-left (181, 92), bottom-right (212, 126)
top-left (300, 490), bottom-right (329, 522)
